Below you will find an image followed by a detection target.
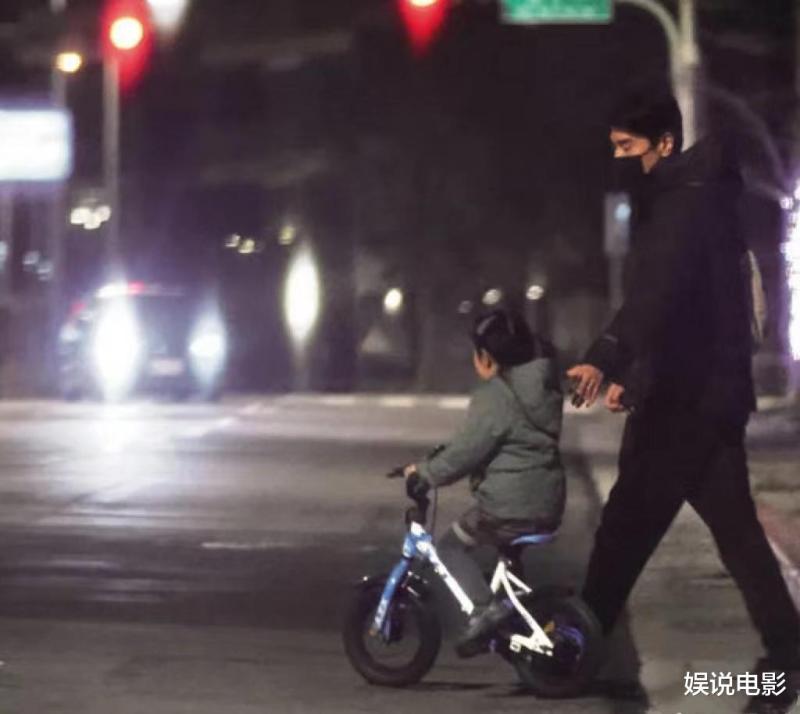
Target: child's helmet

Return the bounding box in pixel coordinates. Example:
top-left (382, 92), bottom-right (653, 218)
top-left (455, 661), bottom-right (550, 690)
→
top-left (471, 309), bottom-right (536, 368)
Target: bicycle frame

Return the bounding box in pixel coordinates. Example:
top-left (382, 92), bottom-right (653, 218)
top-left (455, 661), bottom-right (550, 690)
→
top-left (371, 521), bottom-right (555, 656)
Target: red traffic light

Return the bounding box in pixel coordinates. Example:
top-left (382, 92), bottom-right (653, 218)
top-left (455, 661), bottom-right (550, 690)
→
top-left (399, 0), bottom-right (449, 54)
top-left (110, 16), bottom-right (145, 51)
top-left (102, 0), bottom-right (153, 90)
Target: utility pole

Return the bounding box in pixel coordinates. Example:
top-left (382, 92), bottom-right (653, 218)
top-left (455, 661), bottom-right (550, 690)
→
top-left (103, 56), bottom-right (122, 273)
top-left (49, 0), bottom-right (69, 394)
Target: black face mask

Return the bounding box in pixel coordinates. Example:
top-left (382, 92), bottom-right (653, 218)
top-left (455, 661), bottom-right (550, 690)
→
top-left (608, 155), bottom-right (647, 194)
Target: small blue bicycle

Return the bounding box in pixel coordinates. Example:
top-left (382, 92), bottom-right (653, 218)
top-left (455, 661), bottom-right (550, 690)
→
top-left (342, 459), bottom-right (603, 697)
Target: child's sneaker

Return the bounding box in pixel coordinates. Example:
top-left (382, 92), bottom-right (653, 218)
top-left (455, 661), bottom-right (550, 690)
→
top-left (456, 599), bottom-right (513, 658)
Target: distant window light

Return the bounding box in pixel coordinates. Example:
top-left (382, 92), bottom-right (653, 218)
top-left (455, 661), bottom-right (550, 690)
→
top-left (482, 288), bottom-right (503, 306)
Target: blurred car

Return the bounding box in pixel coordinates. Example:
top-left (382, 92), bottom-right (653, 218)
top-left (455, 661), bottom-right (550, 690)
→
top-left (58, 282), bottom-right (227, 401)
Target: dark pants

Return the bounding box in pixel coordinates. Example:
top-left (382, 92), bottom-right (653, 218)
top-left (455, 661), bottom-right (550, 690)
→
top-left (582, 405), bottom-right (800, 667)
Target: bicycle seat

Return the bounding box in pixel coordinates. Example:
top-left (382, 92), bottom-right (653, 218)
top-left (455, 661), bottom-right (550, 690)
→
top-left (509, 532), bottom-right (556, 547)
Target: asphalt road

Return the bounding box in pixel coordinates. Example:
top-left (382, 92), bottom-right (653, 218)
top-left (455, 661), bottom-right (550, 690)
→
top-left (0, 396), bottom-right (779, 714)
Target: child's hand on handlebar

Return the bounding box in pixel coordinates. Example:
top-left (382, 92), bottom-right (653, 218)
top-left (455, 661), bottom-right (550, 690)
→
top-left (403, 464), bottom-right (418, 479)
top-left (404, 470), bottom-right (430, 500)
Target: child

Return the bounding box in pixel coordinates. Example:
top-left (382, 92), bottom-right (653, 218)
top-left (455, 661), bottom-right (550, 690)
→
top-left (404, 308), bottom-right (565, 657)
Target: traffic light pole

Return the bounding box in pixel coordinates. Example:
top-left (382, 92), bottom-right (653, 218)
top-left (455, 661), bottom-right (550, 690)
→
top-left (103, 57), bottom-right (122, 274)
top-left (49, 63), bottom-right (69, 393)
top-left (48, 0), bottom-right (69, 395)
top-left (616, 0), bottom-right (700, 147)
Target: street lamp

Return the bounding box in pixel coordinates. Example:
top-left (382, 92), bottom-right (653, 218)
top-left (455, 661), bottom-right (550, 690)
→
top-left (384, 288), bottom-right (405, 316)
top-left (55, 51), bottom-right (83, 74)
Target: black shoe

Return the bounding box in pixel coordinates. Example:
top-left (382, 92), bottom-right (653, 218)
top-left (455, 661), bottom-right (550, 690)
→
top-left (456, 599), bottom-right (512, 659)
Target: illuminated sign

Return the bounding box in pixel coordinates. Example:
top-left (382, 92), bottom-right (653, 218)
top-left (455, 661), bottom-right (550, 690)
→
top-left (0, 109), bottom-right (73, 182)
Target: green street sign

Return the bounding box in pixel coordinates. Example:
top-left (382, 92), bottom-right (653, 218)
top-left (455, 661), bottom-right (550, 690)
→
top-left (501, 0), bottom-right (613, 24)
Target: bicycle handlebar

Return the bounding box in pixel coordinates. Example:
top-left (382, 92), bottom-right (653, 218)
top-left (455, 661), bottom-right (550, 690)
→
top-left (384, 445), bottom-right (446, 527)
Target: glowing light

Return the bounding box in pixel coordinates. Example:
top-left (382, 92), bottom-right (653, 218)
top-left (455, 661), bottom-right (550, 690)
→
top-left (0, 109), bottom-right (72, 182)
top-left (225, 234), bottom-right (241, 249)
top-left (482, 288), bottom-right (503, 306)
top-left (399, 0), bottom-right (448, 54)
top-left (786, 187), bottom-right (800, 360)
top-left (614, 202), bottom-right (631, 222)
top-left (110, 16), bottom-right (145, 50)
top-left (526, 285), bottom-right (545, 301)
top-left (70, 204), bottom-right (111, 230)
top-left (55, 51), bottom-right (83, 74)
top-left (458, 300), bottom-right (473, 314)
top-left (190, 332), bottom-right (225, 361)
top-left (278, 222), bottom-right (297, 246)
top-left (239, 239), bottom-right (256, 255)
top-left (103, 0), bottom-right (153, 90)
top-left (96, 282), bottom-right (146, 299)
top-left (284, 248), bottom-right (321, 344)
top-left (96, 282), bottom-right (128, 299)
top-left (146, 0), bottom-right (190, 35)
top-left (92, 302), bottom-right (142, 397)
top-left (781, 196), bottom-right (794, 212)
top-left (71, 207), bottom-right (90, 225)
top-left (384, 288), bottom-right (404, 315)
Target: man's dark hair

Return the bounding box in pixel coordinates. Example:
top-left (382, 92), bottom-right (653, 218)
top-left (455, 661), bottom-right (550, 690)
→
top-left (471, 309), bottom-right (536, 368)
top-left (610, 90), bottom-right (684, 153)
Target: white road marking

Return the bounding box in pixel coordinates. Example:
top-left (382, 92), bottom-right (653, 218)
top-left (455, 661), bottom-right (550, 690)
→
top-left (201, 540), bottom-right (298, 551)
top-left (319, 395), bottom-right (358, 407)
top-left (181, 416), bottom-right (237, 440)
top-left (379, 396), bottom-right (416, 409)
top-left (437, 396), bottom-right (468, 410)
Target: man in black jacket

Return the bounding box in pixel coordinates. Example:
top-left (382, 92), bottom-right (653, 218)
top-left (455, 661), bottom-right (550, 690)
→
top-left (568, 92), bottom-right (800, 713)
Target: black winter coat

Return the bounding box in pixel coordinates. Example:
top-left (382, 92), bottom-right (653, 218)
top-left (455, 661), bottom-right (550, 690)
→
top-left (584, 138), bottom-right (756, 423)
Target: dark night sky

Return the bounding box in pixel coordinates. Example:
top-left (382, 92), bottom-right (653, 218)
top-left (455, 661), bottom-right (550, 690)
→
top-left (0, 0), bottom-right (795, 294)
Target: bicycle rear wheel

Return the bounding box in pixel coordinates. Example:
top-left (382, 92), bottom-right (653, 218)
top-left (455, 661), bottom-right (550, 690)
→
top-left (510, 591), bottom-right (603, 698)
top-left (342, 581), bottom-right (441, 687)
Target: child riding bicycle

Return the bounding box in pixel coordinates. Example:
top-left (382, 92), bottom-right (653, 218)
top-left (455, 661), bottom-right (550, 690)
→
top-left (404, 307), bottom-right (566, 657)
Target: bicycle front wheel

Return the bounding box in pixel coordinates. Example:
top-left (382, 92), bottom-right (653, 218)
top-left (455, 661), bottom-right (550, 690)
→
top-left (342, 581), bottom-right (441, 687)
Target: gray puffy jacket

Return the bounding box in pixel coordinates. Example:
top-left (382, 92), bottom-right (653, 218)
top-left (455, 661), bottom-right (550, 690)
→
top-left (417, 357), bottom-right (565, 527)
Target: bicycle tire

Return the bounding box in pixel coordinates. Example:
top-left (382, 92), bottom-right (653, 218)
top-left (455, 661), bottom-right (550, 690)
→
top-left (342, 581), bottom-right (441, 687)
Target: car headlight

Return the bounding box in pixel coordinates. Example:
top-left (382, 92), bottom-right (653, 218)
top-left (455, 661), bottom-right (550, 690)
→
top-left (190, 332), bottom-right (225, 361)
top-left (92, 306), bottom-right (141, 393)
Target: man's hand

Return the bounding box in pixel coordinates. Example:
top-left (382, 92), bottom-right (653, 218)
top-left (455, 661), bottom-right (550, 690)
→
top-left (604, 383), bottom-right (627, 413)
top-left (403, 464), bottom-right (418, 479)
top-left (566, 364), bottom-right (605, 407)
